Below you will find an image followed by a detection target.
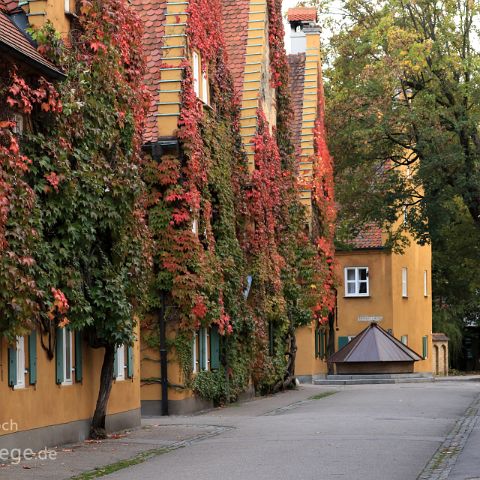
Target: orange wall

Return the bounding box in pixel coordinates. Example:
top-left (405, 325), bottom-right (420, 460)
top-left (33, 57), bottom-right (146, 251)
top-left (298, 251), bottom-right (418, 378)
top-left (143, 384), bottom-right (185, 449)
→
top-left (295, 323), bottom-right (328, 377)
top-left (0, 328), bottom-right (140, 436)
top-left (335, 243), bottom-right (432, 373)
top-left (140, 326), bottom-right (194, 403)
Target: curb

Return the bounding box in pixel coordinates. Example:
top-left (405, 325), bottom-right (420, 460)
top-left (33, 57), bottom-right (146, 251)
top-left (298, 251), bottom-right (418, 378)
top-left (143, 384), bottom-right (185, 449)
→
top-left (417, 393), bottom-right (480, 480)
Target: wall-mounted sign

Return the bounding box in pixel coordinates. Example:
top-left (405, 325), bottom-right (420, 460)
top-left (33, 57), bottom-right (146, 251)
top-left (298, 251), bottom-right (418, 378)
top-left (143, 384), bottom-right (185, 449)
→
top-left (358, 315), bottom-right (383, 322)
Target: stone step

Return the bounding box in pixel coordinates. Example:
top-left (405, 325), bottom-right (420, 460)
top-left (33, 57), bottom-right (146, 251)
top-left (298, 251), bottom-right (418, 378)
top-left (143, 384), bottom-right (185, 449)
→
top-left (314, 377), bottom-right (434, 386)
top-left (326, 373), bottom-right (433, 381)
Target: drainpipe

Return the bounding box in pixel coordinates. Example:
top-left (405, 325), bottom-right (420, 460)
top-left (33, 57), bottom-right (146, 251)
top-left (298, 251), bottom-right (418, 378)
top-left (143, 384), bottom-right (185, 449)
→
top-left (159, 292), bottom-right (169, 416)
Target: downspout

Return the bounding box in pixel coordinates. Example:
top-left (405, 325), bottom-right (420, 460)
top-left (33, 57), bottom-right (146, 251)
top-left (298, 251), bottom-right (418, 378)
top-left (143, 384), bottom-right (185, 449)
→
top-left (159, 291), bottom-right (169, 416)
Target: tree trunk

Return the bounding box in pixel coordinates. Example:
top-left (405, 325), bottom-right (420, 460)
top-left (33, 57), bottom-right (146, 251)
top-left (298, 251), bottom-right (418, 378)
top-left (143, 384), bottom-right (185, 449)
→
top-left (273, 326), bottom-right (297, 393)
top-left (90, 344), bottom-right (115, 439)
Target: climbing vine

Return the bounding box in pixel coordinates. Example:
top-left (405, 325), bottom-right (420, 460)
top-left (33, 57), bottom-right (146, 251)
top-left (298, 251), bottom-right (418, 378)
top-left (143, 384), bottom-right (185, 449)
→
top-left (1, 0), bottom-right (150, 436)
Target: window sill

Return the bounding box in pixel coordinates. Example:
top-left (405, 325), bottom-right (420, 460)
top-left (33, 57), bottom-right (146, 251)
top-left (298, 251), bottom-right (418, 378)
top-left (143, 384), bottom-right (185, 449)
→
top-left (344, 295), bottom-right (370, 298)
top-left (13, 384), bottom-right (25, 390)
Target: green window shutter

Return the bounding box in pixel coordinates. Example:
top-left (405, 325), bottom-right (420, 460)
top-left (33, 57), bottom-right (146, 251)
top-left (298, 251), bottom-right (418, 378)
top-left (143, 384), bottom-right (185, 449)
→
top-left (56, 328), bottom-right (64, 384)
top-left (199, 329), bottom-right (206, 370)
top-left (423, 336), bottom-right (428, 359)
top-left (127, 345), bottom-right (134, 378)
top-left (113, 348), bottom-right (118, 379)
top-left (314, 328), bottom-right (319, 358)
top-left (8, 346), bottom-right (17, 387)
top-left (210, 326), bottom-right (220, 370)
top-left (75, 331), bottom-right (83, 382)
top-left (338, 336), bottom-right (349, 350)
top-left (319, 330), bottom-right (325, 358)
top-left (28, 331), bottom-right (37, 385)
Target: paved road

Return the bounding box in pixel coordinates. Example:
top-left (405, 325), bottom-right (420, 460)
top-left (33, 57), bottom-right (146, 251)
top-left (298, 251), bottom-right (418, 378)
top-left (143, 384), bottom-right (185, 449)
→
top-left (105, 381), bottom-right (480, 480)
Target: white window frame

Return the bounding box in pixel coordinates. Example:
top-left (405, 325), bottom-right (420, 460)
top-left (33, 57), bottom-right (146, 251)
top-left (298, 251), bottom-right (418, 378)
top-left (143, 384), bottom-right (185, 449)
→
top-left (401, 335), bottom-right (408, 346)
top-left (201, 328), bottom-right (209, 371)
top-left (14, 336), bottom-right (26, 389)
top-left (192, 332), bottom-right (199, 373)
top-left (344, 267), bottom-right (369, 297)
top-left (192, 51), bottom-right (200, 97)
top-left (192, 218), bottom-right (198, 235)
top-left (64, 0), bottom-right (70, 13)
top-left (116, 344), bottom-right (126, 381)
top-left (201, 70), bottom-right (209, 104)
top-left (62, 328), bottom-right (73, 385)
top-left (423, 270), bottom-right (428, 297)
top-left (402, 267), bottom-right (408, 298)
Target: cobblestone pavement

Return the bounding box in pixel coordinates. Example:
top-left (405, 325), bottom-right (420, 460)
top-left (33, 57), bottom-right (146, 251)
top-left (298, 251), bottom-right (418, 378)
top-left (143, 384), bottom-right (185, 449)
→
top-left (417, 392), bottom-right (480, 480)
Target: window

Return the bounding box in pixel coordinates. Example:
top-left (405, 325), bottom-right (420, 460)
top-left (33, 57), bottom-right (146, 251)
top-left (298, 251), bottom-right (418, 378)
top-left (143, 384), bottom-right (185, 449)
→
top-left (62, 328), bottom-right (73, 385)
top-left (423, 270), bottom-right (428, 297)
top-left (14, 337), bottom-right (26, 389)
top-left (115, 345), bottom-right (126, 381)
top-left (402, 268), bottom-right (408, 298)
top-left (192, 328), bottom-right (218, 372)
top-left (192, 218), bottom-right (198, 235)
top-left (192, 332), bottom-right (199, 373)
top-left (201, 328), bottom-right (209, 371)
top-left (201, 70), bottom-right (209, 104)
top-left (344, 267), bottom-right (369, 297)
top-left (422, 336), bottom-right (428, 359)
top-left (315, 329), bottom-right (326, 359)
top-left (401, 335), bottom-right (408, 346)
top-left (64, 0), bottom-right (70, 13)
top-left (192, 51), bottom-right (200, 97)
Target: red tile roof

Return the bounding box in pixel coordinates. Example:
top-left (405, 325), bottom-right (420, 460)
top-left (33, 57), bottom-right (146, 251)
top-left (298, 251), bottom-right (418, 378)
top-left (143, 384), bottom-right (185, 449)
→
top-left (0, 0), bottom-right (20, 14)
top-left (221, 0), bottom-right (250, 100)
top-left (130, 0), bottom-right (167, 143)
top-left (287, 53), bottom-right (305, 153)
top-left (286, 7), bottom-right (317, 23)
top-left (349, 223), bottom-right (384, 249)
top-left (0, 12), bottom-right (63, 78)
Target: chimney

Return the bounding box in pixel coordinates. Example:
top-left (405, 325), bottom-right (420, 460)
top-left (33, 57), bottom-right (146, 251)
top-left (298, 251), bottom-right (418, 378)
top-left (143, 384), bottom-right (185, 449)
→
top-left (286, 7), bottom-right (319, 54)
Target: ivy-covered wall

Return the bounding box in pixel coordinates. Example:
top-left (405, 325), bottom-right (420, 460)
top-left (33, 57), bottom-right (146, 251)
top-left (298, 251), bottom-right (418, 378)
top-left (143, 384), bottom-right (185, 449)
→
top-left (141, 0), bottom-right (336, 403)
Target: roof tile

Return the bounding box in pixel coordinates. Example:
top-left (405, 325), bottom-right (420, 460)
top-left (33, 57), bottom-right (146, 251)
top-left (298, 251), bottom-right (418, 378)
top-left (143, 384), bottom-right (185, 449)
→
top-left (221, 0), bottom-right (250, 100)
top-left (286, 7), bottom-right (317, 23)
top-left (349, 223), bottom-right (383, 249)
top-left (0, 12), bottom-right (62, 78)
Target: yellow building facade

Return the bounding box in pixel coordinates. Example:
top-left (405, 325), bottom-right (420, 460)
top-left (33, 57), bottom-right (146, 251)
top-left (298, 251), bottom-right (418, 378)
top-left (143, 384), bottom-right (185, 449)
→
top-left (137, 0), bottom-right (284, 415)
top-left (335, 235), bottom-right (433, 374)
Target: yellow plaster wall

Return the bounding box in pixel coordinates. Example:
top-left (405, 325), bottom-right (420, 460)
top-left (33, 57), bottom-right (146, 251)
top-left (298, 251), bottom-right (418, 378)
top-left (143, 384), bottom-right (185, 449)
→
top-left (335, 249), bottom-right (394, 337)
top-left (23, 0), bottom-right (71, 38)
top-left (239, 0), bottom-right (272, 170)
top-left (298, 30), bottom-right (321, 222)
top-left (0, 326), bottom-right (141, 436)
top-left (140, 326), bottom-right (194, 403)
top-left (335, 243), bottom-right (433, 373)
top-left (391, 240), bottom-right (433, 372)
top-left (295, 323), bottom-right (327, 377)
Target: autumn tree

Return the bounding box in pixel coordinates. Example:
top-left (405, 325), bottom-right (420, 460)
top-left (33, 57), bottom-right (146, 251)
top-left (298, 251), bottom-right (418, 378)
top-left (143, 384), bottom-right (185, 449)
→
top-left (315, 0), bottom-right (480, 339)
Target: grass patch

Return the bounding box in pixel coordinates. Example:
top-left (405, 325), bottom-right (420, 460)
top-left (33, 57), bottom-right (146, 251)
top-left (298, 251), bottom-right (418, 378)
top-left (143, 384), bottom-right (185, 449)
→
top-left (309, 391), bottom-right (337, 400)
top-left (70, 447), bottom-right (173, 480)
